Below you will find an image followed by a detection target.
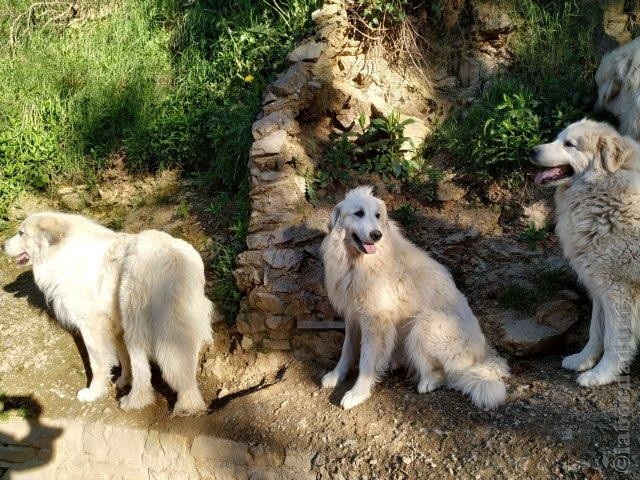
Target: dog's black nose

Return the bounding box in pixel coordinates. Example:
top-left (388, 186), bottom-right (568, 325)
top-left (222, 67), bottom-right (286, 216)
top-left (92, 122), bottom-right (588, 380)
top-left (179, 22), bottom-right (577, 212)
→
top-left (370, 230), bottom-right (382, 242)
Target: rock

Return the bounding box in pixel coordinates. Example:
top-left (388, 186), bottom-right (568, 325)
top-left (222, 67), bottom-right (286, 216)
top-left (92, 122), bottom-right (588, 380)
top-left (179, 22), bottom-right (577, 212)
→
top-left (473, 1), bottom-right (516, 39)
top-left (495, 301), bottom-right (580, 355)
top-left (233, 267), bottom-right (262, 293)
top-left (60, 192), bottom-right (86, 211)
top-left (266, 315), bottom-right (293, 330)
top-left (436, 182), bottom-right (466, 202)
top-left (311, 4), bottom-right (340, 24)
top-left (263, 339), bottom-right (291, 350)
top-left (520, 201), bottom-right (553, 229)
top-left (262, 248), bottom-right (304, 270)
top-left (443, 228), bottom-right (480, 245)
top-left (252, 111), bottom-right (300, 141)
top-left (458, 53), bottom-right (482, 89)
top-left (288, 42), bottom-right (325, 62)
top-left (401, 116), bottom-right (430, 152)
top-left (249, 289), bottom-right (285, 315)
top-left (250, 130), bottom-right (287, 157)
top-left (236, 312), bottom-right (267, 334)
top-left (240, 335), bottom-right (254, 350)
top-left (272, 62), bottom-right (310, 96)
top-left (535, 300), bottom-right (580, 333)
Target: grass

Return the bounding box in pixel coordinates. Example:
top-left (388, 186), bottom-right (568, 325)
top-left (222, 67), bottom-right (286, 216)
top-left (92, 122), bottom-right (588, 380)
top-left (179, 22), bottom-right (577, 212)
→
top-left (424, 0), bottom-right (601, 183)
top-left (0, 0), bottom-right (319, 216)
top-left (0, 0), bottom-right (319, 324)
top-left (206, 179), bottom-right (251, 323)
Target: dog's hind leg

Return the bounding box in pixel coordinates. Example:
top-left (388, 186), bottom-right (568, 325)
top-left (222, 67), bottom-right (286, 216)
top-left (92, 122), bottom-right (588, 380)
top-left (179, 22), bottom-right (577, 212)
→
top-left (404, 321), bottom-right (445, 394)
top-left (322, 319), bottom-right (361, 389)
top-left (156, 338), bottom-right (206, 417)
top-left (119, 341), bottom-right (155, 411)
top-left (562, 296), bottom-right (604, 372)
top-left (114, 333), bottom-right (132, 389)
top-left (340, 319), bottom-right (395, 410)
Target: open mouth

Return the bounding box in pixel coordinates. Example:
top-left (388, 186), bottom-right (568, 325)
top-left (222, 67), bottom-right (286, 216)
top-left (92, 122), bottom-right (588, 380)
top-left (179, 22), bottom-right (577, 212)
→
top-left (352, 233), bottom-right (377, 254)
top-left (16, 252), bottom-right (29, 265)
top-left (534, 165), bottom-right (574, 186)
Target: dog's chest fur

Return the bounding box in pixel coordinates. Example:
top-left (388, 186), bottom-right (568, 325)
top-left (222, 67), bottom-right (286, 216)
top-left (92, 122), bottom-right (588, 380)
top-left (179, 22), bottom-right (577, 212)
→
top-left (555, 176), bottom-right (640, 287)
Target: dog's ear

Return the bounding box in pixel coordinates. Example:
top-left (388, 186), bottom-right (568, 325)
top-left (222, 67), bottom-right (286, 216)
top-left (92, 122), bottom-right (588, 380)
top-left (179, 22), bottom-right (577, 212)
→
top-left (36, 218), bottom-right (66, 246)
top-left (328, 203), bottom-right (342, 231)
top-left (376, 198), bottom-right (389, 225)
top-left (599, 75), bottom-right (622, 104)
top-left (597, 133), bottom-right (630, 173)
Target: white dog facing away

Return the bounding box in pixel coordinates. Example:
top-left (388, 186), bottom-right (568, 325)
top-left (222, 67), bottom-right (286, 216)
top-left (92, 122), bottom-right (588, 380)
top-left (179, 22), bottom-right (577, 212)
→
top-left (3, 212), bottom-right (213, 416)
top-left (320, 187), bottom-right (509, 410)
top-left (532, 119), bottom-right (640, 386)
top-left (595, 36), bottom-right (640, 140)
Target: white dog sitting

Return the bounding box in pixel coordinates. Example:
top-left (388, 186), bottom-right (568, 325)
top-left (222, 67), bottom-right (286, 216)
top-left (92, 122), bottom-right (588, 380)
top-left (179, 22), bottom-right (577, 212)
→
top-left (320, 187), bottom-right (509, 410)
top-left (532, 119), bottom-right (640, 386)
top-left (4, 212), bottom-right (213, 416)
top-left (595, 36), bottom-right (640, 140)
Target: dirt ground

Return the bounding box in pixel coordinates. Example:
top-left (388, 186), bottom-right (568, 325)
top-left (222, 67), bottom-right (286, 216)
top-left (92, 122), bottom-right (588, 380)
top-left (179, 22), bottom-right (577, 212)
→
top-left (1, 236), bottom-right (639, 479)
top-left (0, 171), bottom-right (639, 479)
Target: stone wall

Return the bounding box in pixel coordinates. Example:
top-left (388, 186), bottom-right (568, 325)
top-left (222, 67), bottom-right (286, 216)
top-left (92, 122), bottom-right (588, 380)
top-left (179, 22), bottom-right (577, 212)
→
top-left (0, 417), bottom-right (314, 480)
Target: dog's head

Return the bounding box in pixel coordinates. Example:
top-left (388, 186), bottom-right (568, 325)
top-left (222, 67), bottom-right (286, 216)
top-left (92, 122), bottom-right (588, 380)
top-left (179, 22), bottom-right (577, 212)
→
top-left (3, 213), bottom-right (67, 267)
top-left (328, 186), bottom-right (388, 255)
top-left (531, 119), bottom-right (634, 188)
top-left (595, 39), bottom-right (640, 117)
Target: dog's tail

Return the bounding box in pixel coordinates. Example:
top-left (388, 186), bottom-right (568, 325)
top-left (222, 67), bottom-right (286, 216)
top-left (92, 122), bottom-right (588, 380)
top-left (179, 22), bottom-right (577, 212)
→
top-left (152, 248), bottom-right (214, 347)
top-left (447, 349), bottom-right (509, 410)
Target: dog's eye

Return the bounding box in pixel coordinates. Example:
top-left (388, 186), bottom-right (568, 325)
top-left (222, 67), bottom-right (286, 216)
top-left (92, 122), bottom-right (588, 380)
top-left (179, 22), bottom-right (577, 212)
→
top-left (354, 210), bottom-right (364, 218)
top-left (564, 140), bottom-right (575, 148)
top-left (375, 213), bottom-right (380, 219)
top-left (18, 230), bottom-right (24, 236)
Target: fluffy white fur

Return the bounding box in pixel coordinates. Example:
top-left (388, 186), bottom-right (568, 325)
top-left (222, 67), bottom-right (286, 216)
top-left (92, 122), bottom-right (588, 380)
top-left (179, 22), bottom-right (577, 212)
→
top-left (320, 187), bottom-right (509, 410)
top-left (595, 37), bottom-right (640, 140)
top-left (532, 119), bottom-right (640, 386)
top-left (3, 212), bottom-right (213, 416)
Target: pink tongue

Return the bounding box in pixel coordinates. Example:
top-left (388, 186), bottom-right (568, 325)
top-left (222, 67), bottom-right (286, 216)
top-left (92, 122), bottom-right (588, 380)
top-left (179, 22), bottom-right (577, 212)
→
top-left (362, 243), bottom-right (377, 254)
top-left (16, 253), bottom-right (29, 265)
top-left (534, 167), bottom-right (564, 185)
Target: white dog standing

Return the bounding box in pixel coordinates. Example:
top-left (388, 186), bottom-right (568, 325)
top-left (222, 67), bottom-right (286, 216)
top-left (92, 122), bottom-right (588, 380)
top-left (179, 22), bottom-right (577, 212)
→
top-left (4, 212), bottom-right (213, 416)
top-left (532, 119), bottom-right (640, 386)
top-left (595, 36), bottom-right (640, 140)
top-left (320, 187), bottom-right (509, 410)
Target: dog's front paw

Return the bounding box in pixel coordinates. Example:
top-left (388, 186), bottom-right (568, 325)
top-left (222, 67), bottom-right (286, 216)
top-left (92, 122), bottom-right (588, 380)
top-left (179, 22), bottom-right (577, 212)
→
top-left (77, 387), bottom-right (107, 403)
top-left (340, 387), bottom-right (371, 410)
top-left (417, 375), bottom-right (445, 394)
top-left (562, 353), bottom-right (598, 372)
top-left (119, 389), bottom-right (155, 411)
top-left (321, 370), bottom-right (344, 389)
top-left (576, 368), bottom-right (616, 387)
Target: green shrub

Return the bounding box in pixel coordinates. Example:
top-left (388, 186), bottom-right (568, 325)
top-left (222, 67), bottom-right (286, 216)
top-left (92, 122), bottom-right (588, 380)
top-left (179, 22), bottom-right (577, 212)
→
top-left (424, 0), bottom-right (600, 182)
top-left (352, 0), bottom-right (409, 28)
top-left (317, 110), bottom-right (419, 186)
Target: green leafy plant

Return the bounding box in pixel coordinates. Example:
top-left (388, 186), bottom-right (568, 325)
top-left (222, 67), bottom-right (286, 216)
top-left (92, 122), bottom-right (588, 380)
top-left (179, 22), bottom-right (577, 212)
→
top-left (207, 180), bottom-right (251, 323)
top-left (321, 109), bottom-right (419, 186)
top-left (519, 222), bottom-right (548, 246)
top-left (353, 0), bottom-right (409, 28)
